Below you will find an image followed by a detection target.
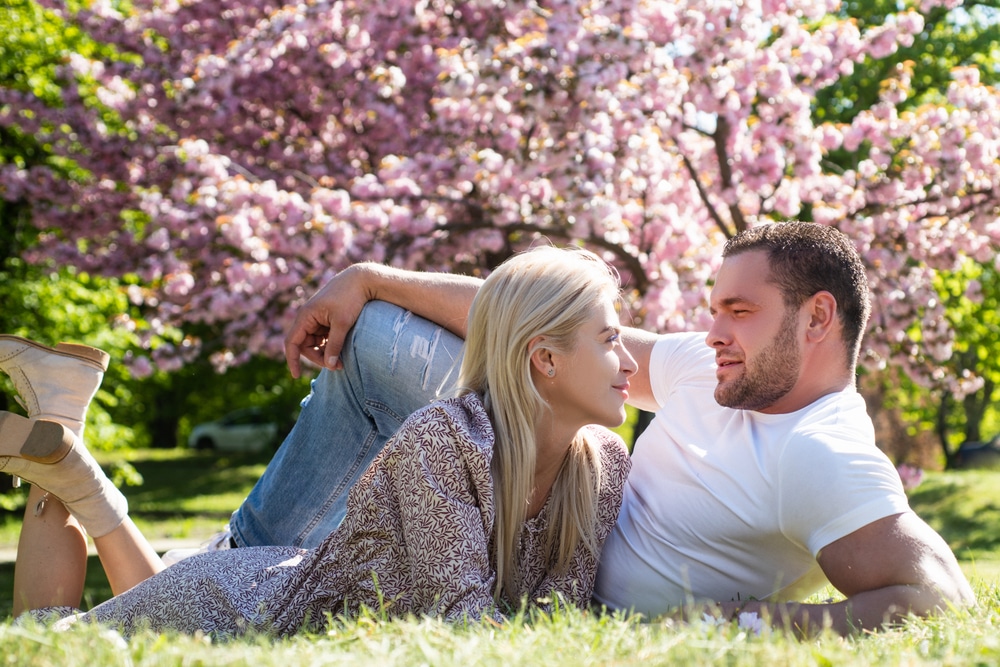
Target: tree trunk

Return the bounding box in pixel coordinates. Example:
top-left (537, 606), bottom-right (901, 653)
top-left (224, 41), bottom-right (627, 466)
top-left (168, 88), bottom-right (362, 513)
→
top-left (937, 390), bottom-right (957, 469)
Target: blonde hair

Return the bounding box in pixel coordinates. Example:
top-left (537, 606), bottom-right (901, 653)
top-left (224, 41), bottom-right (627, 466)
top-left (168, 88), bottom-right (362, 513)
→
top-left (456, 245), bottom-right (622, 603)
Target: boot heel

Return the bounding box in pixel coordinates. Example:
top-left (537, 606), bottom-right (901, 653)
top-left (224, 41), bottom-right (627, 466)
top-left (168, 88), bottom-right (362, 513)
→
top-left (0, 412), bottom-right (73, 464)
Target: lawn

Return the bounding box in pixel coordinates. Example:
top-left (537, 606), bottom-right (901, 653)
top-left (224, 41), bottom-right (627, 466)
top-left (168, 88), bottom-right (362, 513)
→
top-left (1, 450), bottom-right (999, 666)
top-left (0, 447), bottom-right (272, 617)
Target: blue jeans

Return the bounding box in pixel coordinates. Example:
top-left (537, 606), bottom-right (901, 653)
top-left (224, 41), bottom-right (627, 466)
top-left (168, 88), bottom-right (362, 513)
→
top-left (228, 301), bottom-right (465, 548)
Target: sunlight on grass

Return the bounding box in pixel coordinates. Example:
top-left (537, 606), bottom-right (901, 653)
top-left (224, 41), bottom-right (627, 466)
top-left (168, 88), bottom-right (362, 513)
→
top-left (2, 583), bottom-right (1000, 667)
top-left (2, 458), bottom-right (1000, 665)
top-left (908, 470), bottom-right (1000, 563)
top-left (961, 562), bottom-right (1000, 584)
top-left (0, 448), bottom-right (268, 546)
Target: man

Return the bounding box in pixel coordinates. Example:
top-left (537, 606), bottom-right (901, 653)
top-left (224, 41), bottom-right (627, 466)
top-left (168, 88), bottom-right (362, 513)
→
top-left (211, 222), bottom-right (973, 634)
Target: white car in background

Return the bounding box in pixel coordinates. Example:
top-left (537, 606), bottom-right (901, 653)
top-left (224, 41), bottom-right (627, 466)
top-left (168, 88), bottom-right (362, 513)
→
top-left (187, 408), bottom-right (279, 453)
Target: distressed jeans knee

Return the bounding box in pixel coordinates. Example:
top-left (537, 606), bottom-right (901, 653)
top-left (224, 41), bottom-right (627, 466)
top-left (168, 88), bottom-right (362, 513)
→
top-left (229, 301), bottom-right (466, 549)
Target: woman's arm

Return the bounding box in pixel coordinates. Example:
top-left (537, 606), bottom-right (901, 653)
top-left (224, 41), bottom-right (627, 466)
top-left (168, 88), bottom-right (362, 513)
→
top-left (391, 401), bottom-right (502, 621)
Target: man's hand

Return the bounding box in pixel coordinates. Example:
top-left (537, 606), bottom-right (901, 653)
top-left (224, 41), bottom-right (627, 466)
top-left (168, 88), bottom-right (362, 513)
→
top-left (284, 264), bottom-right (376, 378)
top-left (283, 262), bottom-right (484, 379)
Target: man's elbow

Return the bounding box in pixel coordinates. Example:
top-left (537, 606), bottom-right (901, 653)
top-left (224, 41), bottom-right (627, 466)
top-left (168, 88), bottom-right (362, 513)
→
top-left (887, 572), bottom-right (975, 624)
top-left (935, 569), bottom-right (977, 610)
top-left (842, 580), bottom-right (973, 634)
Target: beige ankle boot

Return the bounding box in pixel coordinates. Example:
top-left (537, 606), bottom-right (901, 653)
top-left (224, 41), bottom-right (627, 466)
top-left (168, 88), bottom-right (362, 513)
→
top-left (0, 411), bottom-right (128, 537)
top-left (0, 335), bottom-right (110, 439)
top-left (0, 336), bottom-right (126, 537)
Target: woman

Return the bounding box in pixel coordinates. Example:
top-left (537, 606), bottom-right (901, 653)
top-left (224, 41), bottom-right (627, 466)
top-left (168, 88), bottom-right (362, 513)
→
top-left (0, 245), bottom-right (636, 636)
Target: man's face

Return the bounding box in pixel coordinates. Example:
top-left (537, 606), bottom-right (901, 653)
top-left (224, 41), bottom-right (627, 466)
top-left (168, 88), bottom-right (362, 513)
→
top-left (706, 250), bottom-right (803, 413)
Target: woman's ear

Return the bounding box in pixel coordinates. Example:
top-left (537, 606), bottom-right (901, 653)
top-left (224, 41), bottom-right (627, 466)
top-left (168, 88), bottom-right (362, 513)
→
top-left (528, 335), bottom-right (554, 376)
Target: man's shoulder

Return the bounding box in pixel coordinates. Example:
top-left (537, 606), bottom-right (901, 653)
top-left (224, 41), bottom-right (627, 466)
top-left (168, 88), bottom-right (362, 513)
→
top-left (791, 388), bottom-right (873, 438)
top-left (651, 330), bottom-right (710, 352)
top-left (774, 388), bottom-right (885, 470)
top-left (652, 331), bottom-right (715, 363)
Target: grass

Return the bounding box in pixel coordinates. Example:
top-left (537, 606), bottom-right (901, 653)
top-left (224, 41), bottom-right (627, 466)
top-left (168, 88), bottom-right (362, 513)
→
top-left (2, 583), bottom-right (1000, 667)
top-left (0, 448), bottom-right (270, 548)
top-left (0, 447), bottom-right (273, 618)
top-left (1, 451), bottom-right (999, 665)
top-left (907, 470), bottom-right (1000, 561)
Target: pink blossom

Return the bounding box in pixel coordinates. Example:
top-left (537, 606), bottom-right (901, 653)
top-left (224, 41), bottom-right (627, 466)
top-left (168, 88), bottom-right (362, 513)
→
top-left (896, 464), bottom-right (924, 491)
top-left (1, 0), bottom-right (997, 389)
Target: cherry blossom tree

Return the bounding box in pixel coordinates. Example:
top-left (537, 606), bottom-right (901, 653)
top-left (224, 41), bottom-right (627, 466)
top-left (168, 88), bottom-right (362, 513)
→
top-left (2, 0), bottom-right (998, 393)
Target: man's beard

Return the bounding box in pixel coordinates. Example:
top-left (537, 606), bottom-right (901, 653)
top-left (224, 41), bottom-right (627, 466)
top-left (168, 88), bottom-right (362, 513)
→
top-left (714, 310), bottom-right (800, 411)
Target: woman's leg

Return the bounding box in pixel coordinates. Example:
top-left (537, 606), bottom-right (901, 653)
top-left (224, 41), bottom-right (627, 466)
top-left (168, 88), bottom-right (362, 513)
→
top-left (12, 486), bottom-right (88, 615)
top-left (1, 336), bottom-right (161, 609)
top-left (229, 301), bottom-right (466, 549)
top-left (92, 517), bottom-right (164, 595)
top-left (14, 489), bottom-right (163, 613)
top-left (3, 423), bottom-right (164, 610)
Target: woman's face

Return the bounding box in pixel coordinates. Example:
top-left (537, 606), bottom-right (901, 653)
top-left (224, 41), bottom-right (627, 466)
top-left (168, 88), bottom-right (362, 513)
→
top-left (542, 298), bottom-right (637, 430)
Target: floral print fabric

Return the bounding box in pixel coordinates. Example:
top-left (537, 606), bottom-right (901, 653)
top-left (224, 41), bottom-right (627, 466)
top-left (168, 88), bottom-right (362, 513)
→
top-left (42, 393), bottom-right (630, 637)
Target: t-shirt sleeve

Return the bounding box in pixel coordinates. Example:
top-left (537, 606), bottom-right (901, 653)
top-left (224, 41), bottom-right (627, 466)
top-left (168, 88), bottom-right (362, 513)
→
top-left (777, 425), bottom-right (911, 556)
top-left (648, 332), bottom-right (716, 410)
top-left (391, 407), bottom-right (502, 622)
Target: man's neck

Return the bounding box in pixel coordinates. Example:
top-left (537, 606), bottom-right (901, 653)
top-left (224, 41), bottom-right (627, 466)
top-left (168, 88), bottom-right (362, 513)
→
top-left (757, 372), bottom-right (854, 414)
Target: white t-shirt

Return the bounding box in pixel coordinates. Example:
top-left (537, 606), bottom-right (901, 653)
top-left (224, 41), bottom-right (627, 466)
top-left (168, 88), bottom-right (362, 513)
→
top-left (593, 332), bottom-right (911, 617)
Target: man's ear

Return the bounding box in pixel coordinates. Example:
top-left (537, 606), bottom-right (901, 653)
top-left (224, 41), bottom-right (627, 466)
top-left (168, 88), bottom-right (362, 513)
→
top-left (806, 291), bottom-right (838, 343)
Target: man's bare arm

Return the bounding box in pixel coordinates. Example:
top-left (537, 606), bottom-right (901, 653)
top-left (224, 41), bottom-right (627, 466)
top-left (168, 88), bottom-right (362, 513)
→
top-left (285, 262), bottom-right (668, 392)
top-left (284, 262), bottom-right (483, 378)
top-left (716, 512), bottom-right (975, 635)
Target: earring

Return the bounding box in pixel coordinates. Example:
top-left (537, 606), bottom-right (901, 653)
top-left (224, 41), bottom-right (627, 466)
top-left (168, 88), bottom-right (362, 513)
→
top-left (547, 368), bottom-right (555, 377)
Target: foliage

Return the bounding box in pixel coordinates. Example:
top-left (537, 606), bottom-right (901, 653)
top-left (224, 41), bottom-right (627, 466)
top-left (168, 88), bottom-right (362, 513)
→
top-left (0, 264), bottom-right (309, 443)
top-left (0, 267), bottom-right (140, 444)
top-left (0, 0), bottom-right (996, 396)
top-left (940, 261), bottom-right (1000, 442)
top-left (931, 261), bottom-right (1000, 462)
top-left (0, 0), bottom-right (310, 460)
top-left (813, 1), bottom-right (1000, 463)
top-left (0, 0), bottom-right (129, 178)
top-left (816, 0), bottom-right (1000, 124)
top-left (877, 260), bottom-right (1000, 466)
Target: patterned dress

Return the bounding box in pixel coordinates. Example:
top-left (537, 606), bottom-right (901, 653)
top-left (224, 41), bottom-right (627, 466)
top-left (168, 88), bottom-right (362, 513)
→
top-left (45, 393), bottom-right (630, 637)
